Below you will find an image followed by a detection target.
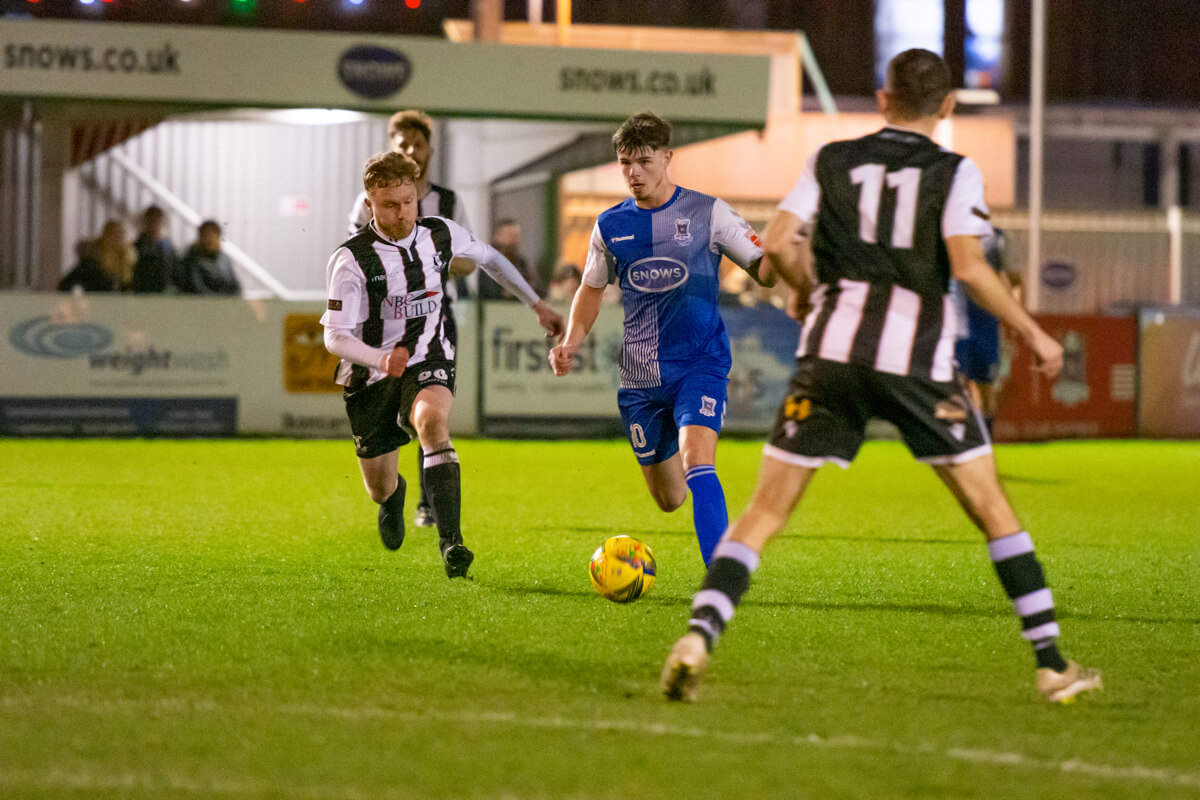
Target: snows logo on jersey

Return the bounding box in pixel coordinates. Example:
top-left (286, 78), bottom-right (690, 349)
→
top-left (385, 289), bottom-right (442, 320)
top-left (673, 218), bottom-right (693, 246)
top-left (627, 257), bottom-right (689, 293)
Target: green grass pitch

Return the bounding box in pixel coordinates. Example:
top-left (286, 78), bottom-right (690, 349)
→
top-left (1, 438), bottom-right (1197, 799)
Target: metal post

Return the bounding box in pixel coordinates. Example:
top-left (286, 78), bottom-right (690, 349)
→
top-left (1168, 205), bottom-right (1183, 305)
top-left (471, 0), bottom-right (502, 42)
top-left (1026, 0), bottom-right (1045, 313)
top-left (557, 0), bottom-right (571, 45)
top-left (527, 0), bottom-right (543, 26)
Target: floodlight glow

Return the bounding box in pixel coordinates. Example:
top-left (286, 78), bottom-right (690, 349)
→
top-left (262, 108), bottom-right (372, 126)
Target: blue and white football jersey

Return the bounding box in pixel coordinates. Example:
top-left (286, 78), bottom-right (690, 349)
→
top-left (582, 186), bottom-right (762, 389)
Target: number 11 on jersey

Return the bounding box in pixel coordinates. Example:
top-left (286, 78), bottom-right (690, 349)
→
top-left (850, 164), bottom-right (921, 249)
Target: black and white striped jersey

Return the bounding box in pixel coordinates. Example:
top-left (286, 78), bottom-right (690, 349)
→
top-left (780, 126), bottom-right (993, 381)
top-left (321, 217), bottom-right (479, 390)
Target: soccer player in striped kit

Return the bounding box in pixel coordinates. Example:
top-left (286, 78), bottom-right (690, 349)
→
top-left (549, 111), bottom-right (775, 566)
top-left (662, 49), bottom-right (1101, 703)
top-left (323, 151), bottom-right (563, 578)
top-left (346, 110), bottom-right (472, 532)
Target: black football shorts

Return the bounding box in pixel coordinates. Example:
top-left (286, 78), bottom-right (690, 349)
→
top-left (766, 357), bottom-right (991, 468)
top-left (343, 359), bottom-right (456, 459)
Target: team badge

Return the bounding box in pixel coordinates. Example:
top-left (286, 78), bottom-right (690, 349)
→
top-left (699, 395), bottom-right (717, 417)
top-left (674, 218), bottom-right (693, 246)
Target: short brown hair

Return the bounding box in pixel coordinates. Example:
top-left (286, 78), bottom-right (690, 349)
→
top-left (612, 111), bottom-right (671, 154)
top-left (362, 151), bottom-right (420, 192)
top-left (885, 49), bottom-right (953, 120)
top-left (387, 109), bottom-right (433, 142)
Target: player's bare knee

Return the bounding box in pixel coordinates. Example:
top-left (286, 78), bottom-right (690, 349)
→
top-left (413, 415), bottom-right (449, 450)
top-left (365, 479), bottom-right (396, 505)
top-left (653, 486), bottom-right (687, 512)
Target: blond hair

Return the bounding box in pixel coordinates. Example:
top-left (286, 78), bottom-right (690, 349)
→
top-left (362, 151), bottom-right (421, 192)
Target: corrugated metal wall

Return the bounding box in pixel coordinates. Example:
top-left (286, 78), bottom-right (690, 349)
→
top-left (0, 102), bottom-right (40, 289)
top-left (69, 113), bottom-right (387, 296)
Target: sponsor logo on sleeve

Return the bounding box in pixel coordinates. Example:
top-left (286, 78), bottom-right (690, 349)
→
top-left (327, 299), bottom-right (343, 311)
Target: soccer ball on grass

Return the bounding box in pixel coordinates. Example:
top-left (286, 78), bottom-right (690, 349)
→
top-left (588, 535), bottom-right (656, 603)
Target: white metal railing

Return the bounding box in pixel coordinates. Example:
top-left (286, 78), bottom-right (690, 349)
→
top-left (107, 150), bottom-right (306, 300)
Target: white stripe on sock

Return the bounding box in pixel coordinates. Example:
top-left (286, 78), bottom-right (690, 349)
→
top-left (693, 589), bottom-right (735, 623)
top-left (711, 540), bottom-right (760, 572)
top-left (1013, 587), bottom-right (1054, 617)
top-left (687, 617), bottom-right (719, 639)
top-left (424, 448), bottom-right (459, 468)
top-left (1022, 621), bottom-right (1060, 642)
top-left (987, 531), bottom-right (1034, 562)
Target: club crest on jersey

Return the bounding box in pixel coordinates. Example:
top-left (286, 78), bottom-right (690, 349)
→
top-left (673, 218), bottom-right (693, 246)
top-left (626, 256), bottom-right (689, 293)
top-left (385, 289), bottom-right (442, 319)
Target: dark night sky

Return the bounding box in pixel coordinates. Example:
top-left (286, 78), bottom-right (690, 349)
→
top-left (3, 0), bottom-right (1198, 105)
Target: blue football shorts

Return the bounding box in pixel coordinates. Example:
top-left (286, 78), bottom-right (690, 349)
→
top-left (955, 306), bottom-right (1001, 383)
top-left (617, 364), bottom-right (728, 466)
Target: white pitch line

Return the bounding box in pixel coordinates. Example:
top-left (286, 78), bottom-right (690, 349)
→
top-left (4, 694), bottom-right (1199, 791)
top-left (0, 766), bottom-right (371, 800)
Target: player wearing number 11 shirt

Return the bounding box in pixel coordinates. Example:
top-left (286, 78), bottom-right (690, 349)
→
top-left (663, 49), bottom-right (1101, 706)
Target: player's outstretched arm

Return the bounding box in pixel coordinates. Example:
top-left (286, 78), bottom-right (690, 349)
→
top-left (763, 210), bottom-right (813, 297)
top-left (947, 234), bottom-right (1063, 378)
top-left (549, 283), bottom-right (604, 376)
top-left (531, 299), bottom-right (566, 338)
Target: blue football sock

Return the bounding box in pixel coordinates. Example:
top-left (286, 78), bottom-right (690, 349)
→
top-left (685, 464), bottom-right (728, 566)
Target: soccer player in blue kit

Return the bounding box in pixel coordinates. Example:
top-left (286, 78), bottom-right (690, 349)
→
top-left (549, 112), bottom-right (775, 565)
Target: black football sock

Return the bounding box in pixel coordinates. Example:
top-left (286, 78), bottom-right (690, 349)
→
top-left (376, 475), bottom-right (406, 551)
top-left (687, 540), bottom-right (759, 652)
top-left (417, 447), bottom-right (430, 509)
top-left (987, 531), bottom-right (1069, 672)
top-left (423, 446), bottom-right (462, 550)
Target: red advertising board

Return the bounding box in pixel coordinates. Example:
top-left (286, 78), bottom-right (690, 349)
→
top-left (1138, 308), bottom-right (1200, 438)
top-left (993, 315), bottom-right (1137, 442)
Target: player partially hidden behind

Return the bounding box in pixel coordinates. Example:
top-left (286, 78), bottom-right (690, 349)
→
top-left (661, 50), bottom-right (1101, 703)
top-left (549, 111), bottom-right (774, 566)
top-left (952, 227), bottom-right (1017, 432)
top-left (323, 151), bottom-right (563, 577)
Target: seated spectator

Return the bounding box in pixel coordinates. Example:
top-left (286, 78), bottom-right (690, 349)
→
top-left (548, 263), bottom-right (582, 304)
top-left (177, 220), bottom-right (241, 295)
top-left (130, 205), bottom-right (178, 293)
top-left (478, 218), bottom-right (541, 301)
top-left (58, 219), bottom-right (136, 293)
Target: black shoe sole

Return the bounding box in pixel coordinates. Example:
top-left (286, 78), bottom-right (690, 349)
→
top-left (442, 544), bottom-right (474, 578)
